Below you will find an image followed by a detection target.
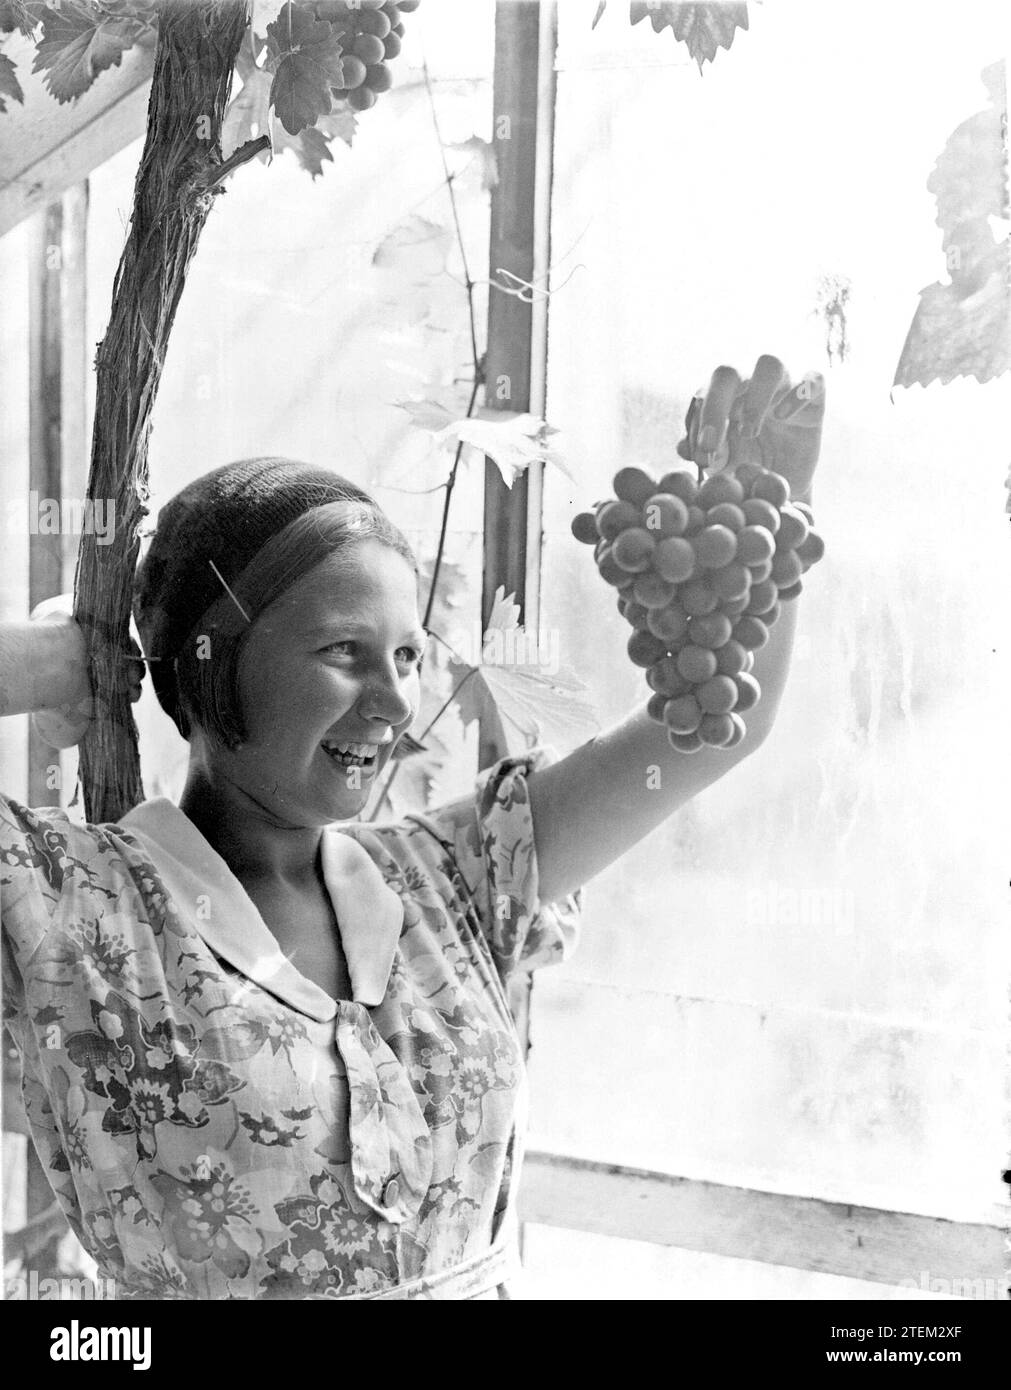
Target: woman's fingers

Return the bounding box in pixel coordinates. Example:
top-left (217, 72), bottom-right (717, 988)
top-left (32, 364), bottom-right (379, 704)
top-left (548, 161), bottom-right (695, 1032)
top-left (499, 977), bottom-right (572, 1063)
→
top-left (735, 355), bottom-right (789, 439)
top-left (771, 370), bottom-right (827, 426)
top-left (695, 365), bottom-right (743, 461)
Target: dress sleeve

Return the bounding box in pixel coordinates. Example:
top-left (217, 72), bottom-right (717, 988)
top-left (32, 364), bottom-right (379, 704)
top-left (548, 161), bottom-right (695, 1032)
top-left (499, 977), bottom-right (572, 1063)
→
top-left (408, 745), bottom-right (582, 982)
top-left (0, 795), bottom-right (66, 970)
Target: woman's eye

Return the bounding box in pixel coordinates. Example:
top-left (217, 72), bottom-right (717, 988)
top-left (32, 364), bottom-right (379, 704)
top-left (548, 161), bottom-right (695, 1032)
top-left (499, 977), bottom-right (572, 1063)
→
top-left (396, 646), bottom-right (423, 668)
top-left (320, 641), bottom-right (422, 669)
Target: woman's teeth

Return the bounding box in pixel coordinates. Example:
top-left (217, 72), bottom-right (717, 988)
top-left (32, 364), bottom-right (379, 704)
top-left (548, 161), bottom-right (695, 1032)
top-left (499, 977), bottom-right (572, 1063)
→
top-left (322, 741), bottom-right (379, 766)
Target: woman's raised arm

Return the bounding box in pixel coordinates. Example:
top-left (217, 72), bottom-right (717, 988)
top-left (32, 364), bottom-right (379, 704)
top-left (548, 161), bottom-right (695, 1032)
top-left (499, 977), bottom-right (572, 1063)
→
top-left (527, 355), bottom-right (825, 905)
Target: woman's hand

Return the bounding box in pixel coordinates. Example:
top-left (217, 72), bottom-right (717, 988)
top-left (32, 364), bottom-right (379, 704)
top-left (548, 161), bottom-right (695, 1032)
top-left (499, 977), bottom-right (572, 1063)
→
top-left (677, 354), bottom-right (826, 503)
top-left (26, 596), bottom-right (145, 749)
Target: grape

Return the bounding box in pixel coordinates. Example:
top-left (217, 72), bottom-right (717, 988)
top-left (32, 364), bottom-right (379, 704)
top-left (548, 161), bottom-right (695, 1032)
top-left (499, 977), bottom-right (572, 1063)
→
top-left (770, 550), bottom-right (803, 588)
top-left (777, 581), bottom-right (803, 602)
top-left (775, 505), bottom-right (810, 551)
top-left (365, 62), bottom-right (394, 92)
top-left (382, 0), bottom-right (402, 18)
top-left (612, 527), bottom-right (655, 572)
top-left (696, 675), bottom-right (738, 715)
top-left (733, 671), bottom-right (761, 712)
top-left (719, 594), bottom-right (751, 617)
top-left (795, 530), bottom-right (825, 567)
top-left (622, 600), bottom-right (649, 628)
top-left (596, 546), bottom-right (626, 587)
top-left (348, 84), bottom-right (378, 109)
top-left (747, 559), bottom-right (773, 583)
top-left (676, 645), bottom-right (718, 683)
top-left (393, 0), bottom-right (419, 10)
top-left (793, 502), bottom-right (815, 523)
top-left (613, 466), bottom-right (657, 506)
top-left (353, 32), bottom-right (386, 63)
top-left (684, 506), bottom-right (706, 534)
top-left (743, 650), bottom-right (756, 673)
top-left (732, 462), bottom-right (764, 491)
top-left (391, 20), bottom-right (405, 35)
top-left (358, 7), bottom-right (391, 35)
top-left (657, 471), bottom-right (698, 505)
top-left (633, 571), bottom-right (677, 609)
top-left (340, 53), bottom-right (368, 88)
top-left (715, 639), bottom-right (748, 676)
top-left (694, 525), bottom-right (738, 569)
top-left (743, 577), bottom-right (778, 615)
top-left (698, 472), bottom-right (745, 507)
top-left (724, 713), bottom-right (747, 748)
top-left (680, 579), bottom-right (718, 617)
top-left (382, 30), bottom-right (402, 57)
top-left (735, 524), bottom-right (775, 567)
top-left (628, 631), bottom-right (668, 668)
top-left (647, 656), bottom-right (690, 697)
top-left (698, 713), bottom-right (735, 747)
top-left (642, 493), bottom-right (689, 537)
top-left (595, 499), bottom-right (641, 540)
top-left (734, 616), bottom-right (770, 650)
top-left (647, 603), bottom-right (689, 644)
top-left (667, 729), bottom-right (704, 753)
top-left (749, 471), bottom-right (790, 508)
top-left (646, 691), bottom-right (669, 724)
top-left (705, 502), bottom-right (746, 532)
top-left (687, 612), bottom-right (732, 650)
top-left (741, 498), bottom-right (780, 533)
top-left (710, 562), bottom-right (750, 602)
top-left (764, 600), bottom-right (782, 626)
top-left (653, 536), bottom-right (696, 584)
top-left (663, 694), bottom-right (702, 735)
top-left (570, 511), bottom-right (599, 544)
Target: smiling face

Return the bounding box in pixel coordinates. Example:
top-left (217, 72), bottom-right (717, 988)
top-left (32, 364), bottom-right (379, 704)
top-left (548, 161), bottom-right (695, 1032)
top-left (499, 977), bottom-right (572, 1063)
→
top-left (194, 539), bottom-right (426, 829)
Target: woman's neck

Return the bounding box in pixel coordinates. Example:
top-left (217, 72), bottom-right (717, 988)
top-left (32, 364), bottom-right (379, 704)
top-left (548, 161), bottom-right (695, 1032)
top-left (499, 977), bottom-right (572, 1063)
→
top-left (179, 766), bottom-right (323, 886)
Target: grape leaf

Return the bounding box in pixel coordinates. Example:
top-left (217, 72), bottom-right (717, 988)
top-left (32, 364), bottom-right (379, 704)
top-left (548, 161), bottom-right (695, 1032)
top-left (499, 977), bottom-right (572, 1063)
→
top-left (433, 411), bottom-right (574, 488)
top-left (447, 586), bottom-right (600, 756)
top-left (447, 134), bottom-right (499, 191)
top-left (894, 62), bottom-right (1010, 388)
top-left (372, 213), bottom-right (453, 279)
top-left (264, 1), bottom-right (344, 135)
top-left (31, 1), bottom-right (147, 103)
top-left (0, 48), bottom-right (23, 109)
top-left (630, 2), bottom-right (748, 72)
top-left (395, 398), bottom-right (457, 431)
top-left (1, 0), bottom-right (42, 37)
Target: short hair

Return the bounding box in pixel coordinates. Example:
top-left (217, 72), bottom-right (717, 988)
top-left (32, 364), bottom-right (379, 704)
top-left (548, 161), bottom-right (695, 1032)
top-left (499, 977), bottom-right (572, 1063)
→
top-left (173, 503), bottom-right (418, 748)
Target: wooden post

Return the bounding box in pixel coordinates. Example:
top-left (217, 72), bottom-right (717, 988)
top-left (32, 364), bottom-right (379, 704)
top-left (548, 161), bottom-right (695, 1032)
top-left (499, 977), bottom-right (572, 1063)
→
top-left (479, 0), bottom-right (543, 779)
top-left (481, 4), bottom-right (558, 1107)
top-left (27, 203), bottom-right (64, 808)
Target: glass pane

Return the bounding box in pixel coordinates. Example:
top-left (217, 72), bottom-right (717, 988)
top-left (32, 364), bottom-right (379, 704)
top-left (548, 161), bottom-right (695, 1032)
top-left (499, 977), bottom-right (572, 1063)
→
top-left (532, 0), bottom-right (1009, 1223)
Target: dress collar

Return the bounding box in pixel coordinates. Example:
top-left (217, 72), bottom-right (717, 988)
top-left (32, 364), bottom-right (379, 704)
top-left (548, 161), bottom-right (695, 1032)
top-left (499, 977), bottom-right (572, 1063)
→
top-left (119, 798), bottom-right (404, 1021)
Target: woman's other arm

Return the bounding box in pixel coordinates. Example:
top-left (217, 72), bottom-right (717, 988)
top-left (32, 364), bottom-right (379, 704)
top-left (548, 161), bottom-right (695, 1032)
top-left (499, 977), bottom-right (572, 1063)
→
top-left (528, 355), bottom-right (825, 905)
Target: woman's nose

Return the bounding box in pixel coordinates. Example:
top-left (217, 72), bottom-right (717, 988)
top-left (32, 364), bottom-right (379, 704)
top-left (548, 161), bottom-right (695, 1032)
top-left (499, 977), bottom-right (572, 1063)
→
top-left (357, 667), bottom-right (414, 727)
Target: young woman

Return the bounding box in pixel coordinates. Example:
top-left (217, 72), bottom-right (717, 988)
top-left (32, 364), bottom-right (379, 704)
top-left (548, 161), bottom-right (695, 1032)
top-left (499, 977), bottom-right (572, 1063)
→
top-left (0, 355), bottom-right (823, 1300)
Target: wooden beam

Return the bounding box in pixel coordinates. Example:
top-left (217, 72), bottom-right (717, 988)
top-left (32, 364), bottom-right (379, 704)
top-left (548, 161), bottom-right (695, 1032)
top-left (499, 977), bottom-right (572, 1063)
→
top-left (0, 31), bottom-right (152, 238)
top-left (480, 0), bottom-right (542, 741)
top-left (519, 1151), bottom-right (1008, 1294)
top-left (27, 202), bottom-right (63, 808)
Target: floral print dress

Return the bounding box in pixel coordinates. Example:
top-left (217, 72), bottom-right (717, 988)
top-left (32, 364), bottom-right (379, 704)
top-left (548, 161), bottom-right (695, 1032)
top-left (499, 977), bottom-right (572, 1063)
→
top-left (0, 748), bottom-right (581, 1299)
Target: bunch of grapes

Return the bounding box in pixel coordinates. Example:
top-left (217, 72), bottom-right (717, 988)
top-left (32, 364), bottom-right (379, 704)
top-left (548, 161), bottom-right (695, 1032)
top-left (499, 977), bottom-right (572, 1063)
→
top-left (315, 0), bottom-right (419, 112)
top-left (570, 464), bottom-right (825, 752)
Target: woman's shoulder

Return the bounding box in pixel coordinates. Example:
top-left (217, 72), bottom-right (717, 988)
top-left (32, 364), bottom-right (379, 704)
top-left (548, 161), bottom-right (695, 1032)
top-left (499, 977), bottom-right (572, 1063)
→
top-left (0, 793), bottom-right (174, 965)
